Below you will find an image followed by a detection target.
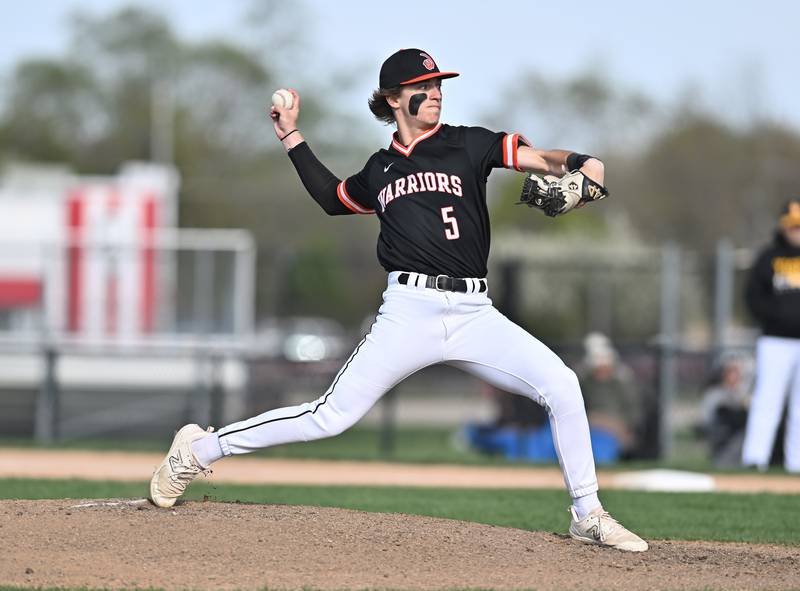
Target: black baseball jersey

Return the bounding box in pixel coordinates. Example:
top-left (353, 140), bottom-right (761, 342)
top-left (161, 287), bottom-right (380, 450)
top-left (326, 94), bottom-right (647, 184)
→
top-left (337, 124), bottom-right (530, 278)
top-left (745, 233), bottom-right (800, 339)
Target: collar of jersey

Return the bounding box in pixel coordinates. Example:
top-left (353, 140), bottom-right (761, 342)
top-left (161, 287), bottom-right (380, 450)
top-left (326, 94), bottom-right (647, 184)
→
top-left (390, 123), bottom-right (442, 157)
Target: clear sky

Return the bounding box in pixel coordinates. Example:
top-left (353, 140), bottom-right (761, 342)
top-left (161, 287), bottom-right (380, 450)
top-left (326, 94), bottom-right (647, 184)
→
top-left (4, 0), bottom-right (799, 135)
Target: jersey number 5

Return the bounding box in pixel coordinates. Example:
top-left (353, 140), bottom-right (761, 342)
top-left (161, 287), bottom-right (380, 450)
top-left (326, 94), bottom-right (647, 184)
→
top-left (440, 206), bottom-right (460, 240)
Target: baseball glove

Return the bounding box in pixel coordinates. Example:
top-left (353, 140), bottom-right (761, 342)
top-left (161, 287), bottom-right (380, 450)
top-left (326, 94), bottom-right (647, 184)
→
top-left (518, 171), bottom-right (609, 217)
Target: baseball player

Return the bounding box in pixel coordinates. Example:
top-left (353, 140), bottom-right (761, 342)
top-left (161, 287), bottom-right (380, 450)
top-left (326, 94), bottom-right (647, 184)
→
top-left (151, 49), bottom-right (648, 552)
top-left (742, 199), bottom-right (800, 472)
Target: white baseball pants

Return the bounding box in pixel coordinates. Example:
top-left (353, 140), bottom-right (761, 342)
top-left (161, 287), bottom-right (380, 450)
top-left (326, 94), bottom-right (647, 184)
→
top-left (217, 271), bottom-right (599, 498)
top-left (742, 336), bottom-right (800, 472)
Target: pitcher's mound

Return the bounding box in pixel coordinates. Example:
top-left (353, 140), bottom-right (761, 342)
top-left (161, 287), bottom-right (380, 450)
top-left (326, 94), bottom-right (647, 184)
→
top-left (1, 499), bottom-right (796, 590)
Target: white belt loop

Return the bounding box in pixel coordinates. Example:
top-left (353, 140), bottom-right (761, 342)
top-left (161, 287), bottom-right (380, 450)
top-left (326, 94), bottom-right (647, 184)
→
top-left (394, 271), bottom-right (487, 293)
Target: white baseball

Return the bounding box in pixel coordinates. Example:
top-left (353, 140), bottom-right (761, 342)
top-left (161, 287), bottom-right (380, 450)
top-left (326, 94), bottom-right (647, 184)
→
top-left (271, 88), bottom-right (293, 109)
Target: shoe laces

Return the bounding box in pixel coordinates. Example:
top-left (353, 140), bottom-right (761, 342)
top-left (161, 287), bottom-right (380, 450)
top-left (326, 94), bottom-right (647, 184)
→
top-left (170, 461), bottom-right (211, 484)
top-left (594, 511), bottom-right (623, 540)
top-left (168, 428), bottom-right (215, 485)
top-left (164, 458), bottom-right (211, 497)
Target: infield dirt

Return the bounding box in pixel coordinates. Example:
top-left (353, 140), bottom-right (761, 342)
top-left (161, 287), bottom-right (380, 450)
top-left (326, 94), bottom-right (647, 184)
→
top-left (2, 448), bottom-right (800, 493)
top-left (1, 499), bottom-right (798, 591)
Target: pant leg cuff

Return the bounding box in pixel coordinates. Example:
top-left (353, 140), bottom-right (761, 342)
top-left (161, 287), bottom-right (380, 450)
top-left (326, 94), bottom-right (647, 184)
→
top-left (217, 433), bottom-right (233, 457)
top-left (570, 482), bottom-right (599, 498)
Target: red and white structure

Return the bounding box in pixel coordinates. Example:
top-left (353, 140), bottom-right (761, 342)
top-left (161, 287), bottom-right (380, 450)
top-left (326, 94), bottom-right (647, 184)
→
top-left (0, 162), bottom-right (178, 341)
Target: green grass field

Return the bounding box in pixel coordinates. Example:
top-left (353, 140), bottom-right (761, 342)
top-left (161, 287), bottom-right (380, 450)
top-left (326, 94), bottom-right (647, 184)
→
top-left (2, 477), bottom-right (798, 546)
top-left (0, 426), bottom-right (771, 473)
top-left (1, 427), bottom-right (483, 463)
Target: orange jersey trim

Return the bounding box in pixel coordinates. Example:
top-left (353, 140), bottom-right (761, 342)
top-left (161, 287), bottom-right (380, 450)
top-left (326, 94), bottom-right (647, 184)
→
top-left (337, 180), bottom-right (375, 215)
top-left (390, 123), bottom-right (443, 157)
top-left (502, 133), bottom-right (531, 172)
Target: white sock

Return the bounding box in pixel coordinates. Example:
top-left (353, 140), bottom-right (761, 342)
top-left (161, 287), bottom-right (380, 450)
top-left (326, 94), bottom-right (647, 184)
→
top-left (190, 433), bottom-right (224, 468)
top-left (572, 493), bottom-right (602, 520)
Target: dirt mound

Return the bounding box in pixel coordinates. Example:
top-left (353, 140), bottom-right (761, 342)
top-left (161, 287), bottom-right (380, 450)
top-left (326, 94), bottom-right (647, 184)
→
top-left (1, 499), bottom-right (796, 590)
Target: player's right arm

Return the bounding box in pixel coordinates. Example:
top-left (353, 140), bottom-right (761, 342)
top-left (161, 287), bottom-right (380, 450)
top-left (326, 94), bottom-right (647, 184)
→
top-left (270, 88), bottom-right (305, 150)
top-left (270, 89), bottom-right (373, 216)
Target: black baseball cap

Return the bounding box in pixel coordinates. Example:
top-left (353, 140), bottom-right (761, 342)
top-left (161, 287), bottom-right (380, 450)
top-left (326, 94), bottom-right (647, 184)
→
top-left (379, 48), bottom-right (459, 90)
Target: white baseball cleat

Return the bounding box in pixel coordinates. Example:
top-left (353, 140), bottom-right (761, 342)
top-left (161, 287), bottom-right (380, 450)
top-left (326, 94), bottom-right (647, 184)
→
top-left (150, 424), bottom-right (214, 508)
top-left (568, 506), bottom-right (649, 552)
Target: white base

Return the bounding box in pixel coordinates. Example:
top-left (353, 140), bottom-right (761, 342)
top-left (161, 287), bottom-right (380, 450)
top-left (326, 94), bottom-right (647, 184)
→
top-left (612, 469), bottom-right (715, 492)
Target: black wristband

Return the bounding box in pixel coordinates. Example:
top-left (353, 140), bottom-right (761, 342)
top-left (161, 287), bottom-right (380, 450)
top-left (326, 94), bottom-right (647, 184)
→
top-left (566, 152), bottom-right (593, 172)
top-left (280, 129), bottom-right (299, 141)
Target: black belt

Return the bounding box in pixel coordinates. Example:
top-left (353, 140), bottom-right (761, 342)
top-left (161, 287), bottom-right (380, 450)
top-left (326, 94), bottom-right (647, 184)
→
top-left (398, 272), bottom-right (487, 293)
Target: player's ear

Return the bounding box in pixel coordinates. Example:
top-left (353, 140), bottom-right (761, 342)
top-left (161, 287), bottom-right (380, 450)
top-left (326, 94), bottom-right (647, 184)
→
top-left (385, 93), bottom-right (402, 109)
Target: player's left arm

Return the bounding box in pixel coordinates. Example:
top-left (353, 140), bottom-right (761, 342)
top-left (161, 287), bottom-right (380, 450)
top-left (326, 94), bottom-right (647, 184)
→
top-left (516, 146), bottom-right (605, 185)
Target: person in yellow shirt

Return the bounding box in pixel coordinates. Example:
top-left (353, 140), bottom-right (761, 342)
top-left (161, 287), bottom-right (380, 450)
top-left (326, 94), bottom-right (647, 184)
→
top-left (742, 199), bottom-right (800, 472)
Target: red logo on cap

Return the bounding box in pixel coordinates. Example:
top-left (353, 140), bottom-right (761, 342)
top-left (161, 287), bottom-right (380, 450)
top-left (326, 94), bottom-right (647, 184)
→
top-left (420, 52), bottom-right (435, 71)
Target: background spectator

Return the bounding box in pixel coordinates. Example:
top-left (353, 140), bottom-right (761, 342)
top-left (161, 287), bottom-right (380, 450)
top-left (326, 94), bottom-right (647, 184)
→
top-left (576, 333), bottom-right (642, 460)
top-left (701, 352), bottom-right (752, 467)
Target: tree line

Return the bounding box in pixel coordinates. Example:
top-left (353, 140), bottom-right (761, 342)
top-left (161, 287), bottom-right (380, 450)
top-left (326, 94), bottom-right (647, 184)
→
top-left (2, 5), bottom-right (799, 326)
